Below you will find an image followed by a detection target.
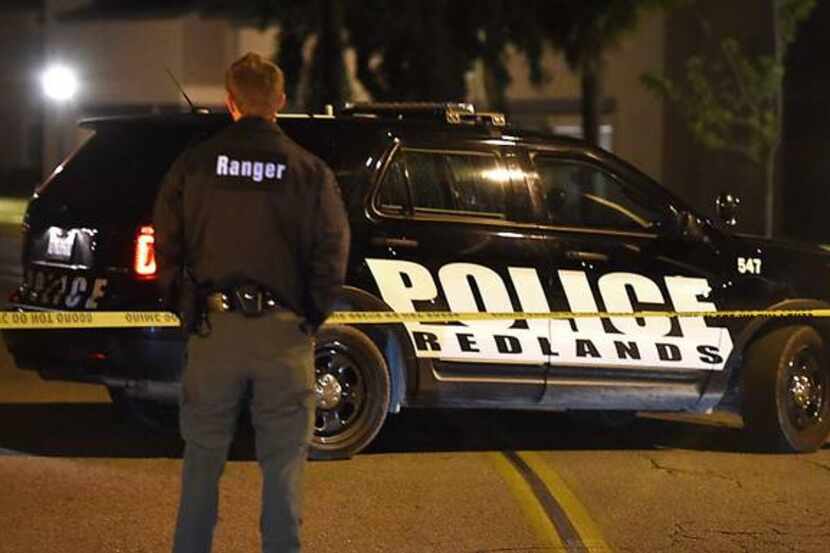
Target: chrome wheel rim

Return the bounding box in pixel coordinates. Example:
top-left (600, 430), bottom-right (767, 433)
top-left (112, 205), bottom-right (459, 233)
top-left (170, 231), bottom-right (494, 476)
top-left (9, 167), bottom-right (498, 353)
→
top-left (784, 347), bottom-right (826, 430)
top-left (314, 344), bottom-right (366, 441)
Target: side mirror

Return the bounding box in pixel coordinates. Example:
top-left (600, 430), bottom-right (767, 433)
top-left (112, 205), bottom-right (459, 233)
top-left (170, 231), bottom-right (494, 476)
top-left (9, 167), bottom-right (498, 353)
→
top-left (715, 193), bottom-right (741, 226)
top-left (667, 209), bottom-right (708, 243)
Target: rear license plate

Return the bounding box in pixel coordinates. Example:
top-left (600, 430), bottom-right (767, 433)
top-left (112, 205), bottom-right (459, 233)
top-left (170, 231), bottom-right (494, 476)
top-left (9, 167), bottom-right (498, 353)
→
top-left (46, 230), bottom-right (76, 261)
top-left (22, 269), bottom-right (109, 309)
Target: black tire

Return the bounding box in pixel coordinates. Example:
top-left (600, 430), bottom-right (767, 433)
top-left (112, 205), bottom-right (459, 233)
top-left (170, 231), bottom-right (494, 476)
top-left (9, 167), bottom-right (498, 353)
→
top-left (743, 325), bottom-right (830, 453)
top-left (107, 387), bottom-right (180, 432)
top-left (310, 325), bottom-right (391, 460)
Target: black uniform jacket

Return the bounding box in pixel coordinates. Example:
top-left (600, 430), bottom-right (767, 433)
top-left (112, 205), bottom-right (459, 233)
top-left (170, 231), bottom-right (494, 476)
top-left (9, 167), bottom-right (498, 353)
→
top-left (153, 116), bottom-right (350, 328)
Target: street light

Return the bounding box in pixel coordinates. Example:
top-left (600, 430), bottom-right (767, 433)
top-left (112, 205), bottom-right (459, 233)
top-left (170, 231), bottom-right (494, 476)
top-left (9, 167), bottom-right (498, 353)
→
top-left (41, 64), bottom-right (79, 102)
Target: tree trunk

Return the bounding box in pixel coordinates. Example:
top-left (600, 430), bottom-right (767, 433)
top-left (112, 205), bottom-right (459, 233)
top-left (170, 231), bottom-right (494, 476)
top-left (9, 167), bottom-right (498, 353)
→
top-left (316, 0), bottom-right (347, 110)
top-left (581, 57), bottom-right (601, 146)
top-left (767, 0), bottom-right (783, 237)
top-left (276, 30), bottom-right (307, 106)
top-left (482, 62), bottom-right (508, 114)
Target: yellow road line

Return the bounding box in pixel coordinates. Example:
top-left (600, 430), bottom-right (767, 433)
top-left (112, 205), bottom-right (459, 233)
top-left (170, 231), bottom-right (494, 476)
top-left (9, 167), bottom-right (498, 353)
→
top-left (488, 451), bottom-right (566, 550)
top-left (520, 451), bottom-right (612, 552)
top-left (491, 450), bottom-right (613, 552)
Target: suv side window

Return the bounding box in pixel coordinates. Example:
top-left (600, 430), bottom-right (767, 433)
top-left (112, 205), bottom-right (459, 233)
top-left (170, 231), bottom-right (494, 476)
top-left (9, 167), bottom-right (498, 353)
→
top-left (376, 156), bottom-right (409, 213)
top-left (377, 148), bottom-right (515, 219)
top-left (533, 156), bottom-right (662, 232)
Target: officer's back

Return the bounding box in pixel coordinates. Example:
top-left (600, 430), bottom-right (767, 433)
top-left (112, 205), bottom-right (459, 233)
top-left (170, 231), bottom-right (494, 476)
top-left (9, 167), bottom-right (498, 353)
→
top-left (172, 116), bottom-right (346, 323)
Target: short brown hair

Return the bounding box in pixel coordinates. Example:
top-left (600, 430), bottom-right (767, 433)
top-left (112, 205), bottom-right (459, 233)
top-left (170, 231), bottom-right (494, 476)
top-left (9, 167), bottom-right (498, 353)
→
top-left (225, 52), bottom-right (285, 117)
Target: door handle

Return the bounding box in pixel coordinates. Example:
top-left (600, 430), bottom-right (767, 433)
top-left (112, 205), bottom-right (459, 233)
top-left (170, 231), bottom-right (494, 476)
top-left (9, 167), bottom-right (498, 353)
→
top-left (565, 250), bottom-right (609, 262)
top-left (371, 237), bottom-right (420, 249)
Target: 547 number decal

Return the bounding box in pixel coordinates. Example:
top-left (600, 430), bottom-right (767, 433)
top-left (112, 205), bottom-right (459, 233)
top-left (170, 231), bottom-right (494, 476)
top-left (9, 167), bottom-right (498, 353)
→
top-left (737, 257), bottom-right (762, 274)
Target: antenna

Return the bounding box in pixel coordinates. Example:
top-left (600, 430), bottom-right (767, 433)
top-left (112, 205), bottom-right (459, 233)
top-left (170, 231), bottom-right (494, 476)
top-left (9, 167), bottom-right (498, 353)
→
top-left (165, 67), bottom-right (208, 114)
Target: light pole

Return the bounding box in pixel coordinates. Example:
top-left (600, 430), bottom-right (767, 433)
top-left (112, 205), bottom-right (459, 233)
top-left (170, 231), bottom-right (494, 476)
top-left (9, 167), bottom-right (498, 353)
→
top-left (40, 64), bottom-right (79, 173)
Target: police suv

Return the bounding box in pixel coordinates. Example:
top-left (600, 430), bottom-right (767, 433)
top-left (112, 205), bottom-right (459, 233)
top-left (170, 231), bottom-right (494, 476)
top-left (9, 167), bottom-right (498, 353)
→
top-left (5, 103), bottom-right (830, 457)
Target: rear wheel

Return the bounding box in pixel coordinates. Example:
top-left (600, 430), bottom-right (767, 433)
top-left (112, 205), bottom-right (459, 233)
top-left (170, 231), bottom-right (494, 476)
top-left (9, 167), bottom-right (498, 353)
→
top-left (743, 325), bottom-right (830, 453)
top-left (310, 325), bottom-right (390, 460)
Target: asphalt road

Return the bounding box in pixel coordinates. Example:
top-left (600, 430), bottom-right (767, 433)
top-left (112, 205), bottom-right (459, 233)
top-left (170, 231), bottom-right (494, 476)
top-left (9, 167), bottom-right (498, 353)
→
top-left (1, 224), bottom-right (829, 553)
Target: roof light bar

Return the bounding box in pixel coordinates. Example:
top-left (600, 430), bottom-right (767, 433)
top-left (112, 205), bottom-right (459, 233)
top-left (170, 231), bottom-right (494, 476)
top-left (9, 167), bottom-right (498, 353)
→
top-left (340, 102), bottom-right (506, 127)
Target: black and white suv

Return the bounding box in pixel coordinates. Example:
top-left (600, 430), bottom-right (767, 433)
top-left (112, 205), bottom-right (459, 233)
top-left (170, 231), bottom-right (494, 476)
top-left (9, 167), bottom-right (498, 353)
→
top-left (5, 103), bottom-right (830, 457)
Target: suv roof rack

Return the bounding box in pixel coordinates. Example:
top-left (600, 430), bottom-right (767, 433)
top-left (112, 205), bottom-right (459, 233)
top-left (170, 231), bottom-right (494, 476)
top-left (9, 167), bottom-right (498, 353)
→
top-left (340, 102), bottom-right (506, 127)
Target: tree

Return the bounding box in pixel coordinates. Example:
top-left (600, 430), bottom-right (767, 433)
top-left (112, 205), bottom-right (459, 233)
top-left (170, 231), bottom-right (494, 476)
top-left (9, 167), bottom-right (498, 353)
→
top-left (266, 0), bottom-right (543, 107)
top-left (202, 0), bottom-right (673, 136)
top-left (199, 0), bottom-right (351, 111)
top-left (208, 0), bottom-right (477, 107)
top-left (200, 0), bottom-right (680, 147)
top-left (62, 1), bottom-right (675, 131)
top-left (642, 0), bottom-right (816, 236)
top-left (345, 0), bottom-right (470, 102)
top-left (525, 0), bottom-right (677, 145)
top-left (213, 1), bottom-right (672, 117)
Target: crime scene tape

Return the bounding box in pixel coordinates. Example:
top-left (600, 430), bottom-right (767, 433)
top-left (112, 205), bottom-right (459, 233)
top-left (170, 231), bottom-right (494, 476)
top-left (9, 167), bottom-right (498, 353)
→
top-left (2, 308), bottom-right (830, 329)
top-left (0, 311), bottom-right (180, 329)
top-left (327, 309), bottom-right (830, 324)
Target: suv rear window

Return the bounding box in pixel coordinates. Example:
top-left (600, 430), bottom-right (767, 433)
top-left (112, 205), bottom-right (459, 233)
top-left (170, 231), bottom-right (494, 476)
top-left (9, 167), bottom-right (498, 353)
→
top-left (37, 126), bottom-right (197, 221)
top-left (281, 121), bottom-right (375, 205)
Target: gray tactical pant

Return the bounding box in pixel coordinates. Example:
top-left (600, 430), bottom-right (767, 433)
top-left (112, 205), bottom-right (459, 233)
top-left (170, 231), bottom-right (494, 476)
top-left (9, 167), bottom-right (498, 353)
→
top-left (172, 312), bottom-right (315, 553)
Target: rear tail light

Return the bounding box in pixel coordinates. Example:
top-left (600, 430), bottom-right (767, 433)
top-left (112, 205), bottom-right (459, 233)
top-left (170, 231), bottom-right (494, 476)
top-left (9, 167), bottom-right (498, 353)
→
top-left (135, 225), bottom-right (157, 278)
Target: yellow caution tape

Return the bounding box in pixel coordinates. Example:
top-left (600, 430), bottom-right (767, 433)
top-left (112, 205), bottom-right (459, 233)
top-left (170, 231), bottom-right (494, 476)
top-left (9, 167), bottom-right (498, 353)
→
top-left (0, 311), bottom-right (180, 329)
top-left (1, 308), bottom-right (829, 329)
top-left (327, 309), bottom-right (830, 324)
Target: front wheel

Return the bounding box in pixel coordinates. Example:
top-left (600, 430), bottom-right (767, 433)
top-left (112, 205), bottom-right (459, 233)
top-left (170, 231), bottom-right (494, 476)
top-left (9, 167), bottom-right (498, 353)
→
top-left (743, 325), bottom-right (830, 453)
top-left (309, 325), bottom-right (391, 460)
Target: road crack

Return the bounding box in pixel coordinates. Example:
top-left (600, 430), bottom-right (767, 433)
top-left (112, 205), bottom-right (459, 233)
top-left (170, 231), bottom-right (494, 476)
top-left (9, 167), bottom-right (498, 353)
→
top-left (669, 522), bottom-right (706, 542)
top-left (642, 454), bottom-right (745, 488)
top-left (474, 544), bottom-right (611, 553)
top-left (472, 547), bottom-right (571, 553)
top-left (666, 521), bottom-right (827, 553)
top-left (803, 459), bottom-right (830, 475)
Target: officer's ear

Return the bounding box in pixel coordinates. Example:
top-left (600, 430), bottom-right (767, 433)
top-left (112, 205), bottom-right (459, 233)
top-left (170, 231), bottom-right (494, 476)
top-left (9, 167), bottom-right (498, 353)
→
top-left (225, 94), bottom-right (242, 122)
top-left (275, 93), bottom-right (286, 114)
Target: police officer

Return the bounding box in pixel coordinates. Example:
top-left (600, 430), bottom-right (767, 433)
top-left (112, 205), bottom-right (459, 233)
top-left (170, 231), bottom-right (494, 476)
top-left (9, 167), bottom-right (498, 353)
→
top-left (153, 52), bottom-right (350, 553)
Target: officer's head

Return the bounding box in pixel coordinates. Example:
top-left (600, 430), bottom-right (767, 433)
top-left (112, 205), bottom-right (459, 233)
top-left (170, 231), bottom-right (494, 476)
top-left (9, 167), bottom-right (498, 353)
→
top-left (225, 52), bottom-right (286, 122)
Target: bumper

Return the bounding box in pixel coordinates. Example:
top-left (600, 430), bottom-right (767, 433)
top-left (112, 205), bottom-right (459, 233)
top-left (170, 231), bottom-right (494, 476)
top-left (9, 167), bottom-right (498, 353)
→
top-left (2, 325), bottom-right (186, 389)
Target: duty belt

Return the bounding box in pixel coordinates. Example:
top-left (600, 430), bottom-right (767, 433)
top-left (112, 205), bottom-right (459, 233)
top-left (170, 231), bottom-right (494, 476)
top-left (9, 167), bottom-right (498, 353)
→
top-left (205, 285), bottom-right (286, 317)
